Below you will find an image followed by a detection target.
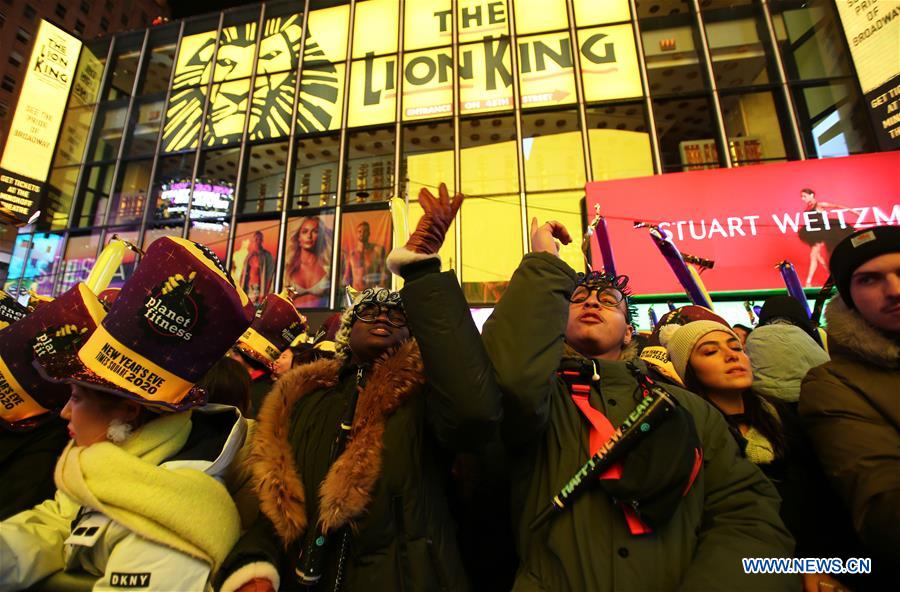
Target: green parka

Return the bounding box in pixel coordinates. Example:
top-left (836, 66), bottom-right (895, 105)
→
top-left (218, 266), bottom-right (501, 592)
top-left (481, 253), bottom-right (796, 592)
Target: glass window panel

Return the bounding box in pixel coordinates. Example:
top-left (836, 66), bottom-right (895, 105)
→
top-left (518, 32), bottom-right (577, 109)
top-left (232, 218), bottom-right (281, 307)
top-left (405, 0), bottom-right (452, 51)
top-left (71, 43), bottom-right (106, 107)
top-left (344, 127), bottom-right (395, 204)
top-left (172, 30), bottom-right (218, 91)
top-left (46, 166), bottom-right (80, 229)
top-left (703, 1), bottom-right (777, 89)
top-left (348, 57), bottom-right (397, 128)
top-left (402, 121), bottom-right (456, 272)
top-left (204, 78), bottom-right (251, 147)
top-left (403, 48), bottom-right (454, 120)
top-left (141, 223), bottom-right (184, 252)
top-left (460, 115), bottom-right (520, 304)
top-left (248, 74), bottom-right (296, 141)
top-left (339, 209), bottom-right (391, 292)
top-left (574, 0), bottom-right (631, 27)
top-left (639, 1), bottom-right (707, 96)
top-left (460, 115), bottom-right (519, 195)
top-left (652, 96), bottom-right (723, 172)
top-left (214, 21), bottom-right (259, 82)
top-left (163, 85), bottom-right (207, 152)
top-left (293, 133), bottom-right (341, 209)
top-left (458, 0), bottom-right (510, 43)
top-left (258, 12), bottom-right (304, 75)
top-left (106, 160), bottom-right (152, 226)
top-left (74, 163), bottom-right (116, 227)
top-left (514, 0), bottom-right (568, 35)
top-left (54, 105), bottom-right (96, 167)
top-left (56, 232), bottom-right (102, 295)
top-left (586, 103), bottom-right (655, 180)
top-left (720, 91), bottom-right (790, 165)
top-left (521, 110), bottom-right (585, 191)
top-left (459, 40), bottom-right (514, 114)
top-left (526, 190), bottom-right (584, 272)
top-left (242, 141), bottom-right (289, 214)
top-left (579, 25), bottom-right (643, 102)
top-left (186, 149), bottom-right (239, 252)
top-left (104, 33), bottom-right (144, 101)
top-left (284, 212), bottom-right (335, 309)
top-left (6, 232), bottom-right (64, 297)
top-left (125, 98), bottom-right (165, 157)
top-left (298, 61), bottom-right (346, 133)
top-left (90, 102), bottom-right (128, 161)
top-left (137, 25), bottom-right (179, 96)
top-left (307, 2), bottom-right (350, 64)
top-left (771, 0), bottom-right (853, 82)
top-left (150, 153), bottom-right (196, 226)
top-left (792, 80), bottom-right (877, 158)
top-left (352, 0), bottom-right (399, 58)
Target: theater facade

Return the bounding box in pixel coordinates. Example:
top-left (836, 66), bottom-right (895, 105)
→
top-left (1, 0), bottom-right (889, 327)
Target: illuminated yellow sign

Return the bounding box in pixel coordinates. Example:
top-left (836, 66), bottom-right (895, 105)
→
top-left (579, 24), bottom-right (642, 102)
top-left (835, 0), bottom-right (899, 94)
top-left (573, 0), bottom-right (631, 27)
top-left (0, 20), bottom-right (81, 224)
top-left (162, 5), bottom-right (643, 144)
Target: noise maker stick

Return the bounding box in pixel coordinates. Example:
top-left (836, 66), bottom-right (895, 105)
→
top-left (648, 306), bottom-right (659, 330)
top-left (390, 196), bottom-right (410, 291)
top-left (777, 261), bottom-right (812, 318)
top-left (648, 227), bottom-right (714, 309)
top-left (85, 238), bottom-right (127, 295)
top-left (744, 301), bottom-right (757, 324)
top-left (594, 216), bottom-right (617, 277)
top-left (529, 385), bottom-right (679, 532)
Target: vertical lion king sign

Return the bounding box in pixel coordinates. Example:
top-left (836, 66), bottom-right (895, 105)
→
top-left (0, 20), bottom-right (82, 225)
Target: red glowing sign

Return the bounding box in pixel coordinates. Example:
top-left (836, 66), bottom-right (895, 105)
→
top-left (586, 152), bottom-right (900, 295)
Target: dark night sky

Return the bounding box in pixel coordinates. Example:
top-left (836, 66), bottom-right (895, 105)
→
top-left (169, 1), bottom-right (263, 20)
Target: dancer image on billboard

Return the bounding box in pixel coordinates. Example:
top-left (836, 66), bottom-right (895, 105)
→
top-left (797, 188), bottom-right (854, 286)
top-left (239, 230), bottom-right (275, 305)
top-left (341, 214), bottom-right (389, 291)
top-left (285, 215), bottom-right (332, 308)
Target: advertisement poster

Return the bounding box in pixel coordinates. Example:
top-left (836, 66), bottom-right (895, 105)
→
top-left (834, 0), bottom-right (900, 150)
top-left (339, 210), bottom-right (391, 294)
top-left (283, 214), bottom-right (335, 309)
top-left (0, 20), bottom-right (81, 224)
top-left (232, 219), bottom-right (281, 307)
top-left (586, 152), bottom-right (900, 295)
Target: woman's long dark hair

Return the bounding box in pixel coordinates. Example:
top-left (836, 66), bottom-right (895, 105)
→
top-left (684, 365), bottom-right (788, 460)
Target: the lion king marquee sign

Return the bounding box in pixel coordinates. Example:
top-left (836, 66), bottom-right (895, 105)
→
top-left (161, 0), bottom-right (642, 152)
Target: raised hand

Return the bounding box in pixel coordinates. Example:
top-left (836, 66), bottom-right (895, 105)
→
top-left (530, 217), bottom-right (572, 257)
top-left (406, 183), bottom-right (464, 255)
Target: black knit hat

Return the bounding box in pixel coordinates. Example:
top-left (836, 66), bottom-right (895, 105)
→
top-left (758, 294), bottom-right (816, 338)
top-left (829, 226), bottom-right (900, 309)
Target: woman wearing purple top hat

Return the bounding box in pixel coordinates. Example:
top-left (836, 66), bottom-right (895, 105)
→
top-left (0, 237), bottom-right (256, 592)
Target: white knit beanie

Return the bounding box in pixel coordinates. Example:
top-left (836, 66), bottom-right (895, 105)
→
top-left (658, 320), bottom-right (740, 382)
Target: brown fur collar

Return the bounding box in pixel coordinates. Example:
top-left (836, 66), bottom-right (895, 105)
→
top-left (249, 339), bottom-right (425, 547)
top-left (825, 295), bottom-right (900, 369)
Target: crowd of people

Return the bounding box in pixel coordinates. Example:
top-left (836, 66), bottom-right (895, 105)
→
top-left (0, 183), bottom-right (896, 592)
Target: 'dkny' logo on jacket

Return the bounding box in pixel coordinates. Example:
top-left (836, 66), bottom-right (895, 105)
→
top-left (143, 272), bottom-right (201, 341)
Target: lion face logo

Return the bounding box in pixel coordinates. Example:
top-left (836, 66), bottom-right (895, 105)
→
top-left (162, 13), bottom-right (343, 153)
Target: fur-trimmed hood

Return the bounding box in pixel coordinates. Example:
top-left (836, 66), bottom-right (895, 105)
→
top-left (248, 339), bottom-right (425, 547)
top-left (825, 295), bottom-right (900, 370)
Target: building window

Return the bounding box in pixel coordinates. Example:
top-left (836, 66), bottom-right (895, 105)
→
top-left (100, 17), bottom-right (109, 31)
top-left (120, 13), bottom-right (128, 27)
top-left (8, 50), bottom-right (23, 68)
top-left (1, 75), bottom-right (16, 93)
top-left (55, 3), bottom-right (67, 19)
top-left (15, 27), bottom-right (30, 44)
top-left (23, 5), bottom-right (36, 20)
top-left (0, 12), bottom-right (5, 29)
top-left (0, 100), bottom-right (8, 119)
top-left (74, 19), bottom-right (85, 35)
top-left (81, 0), bottom-right (90, 14)
top-left (105, 0), bottom-right (113, 12)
